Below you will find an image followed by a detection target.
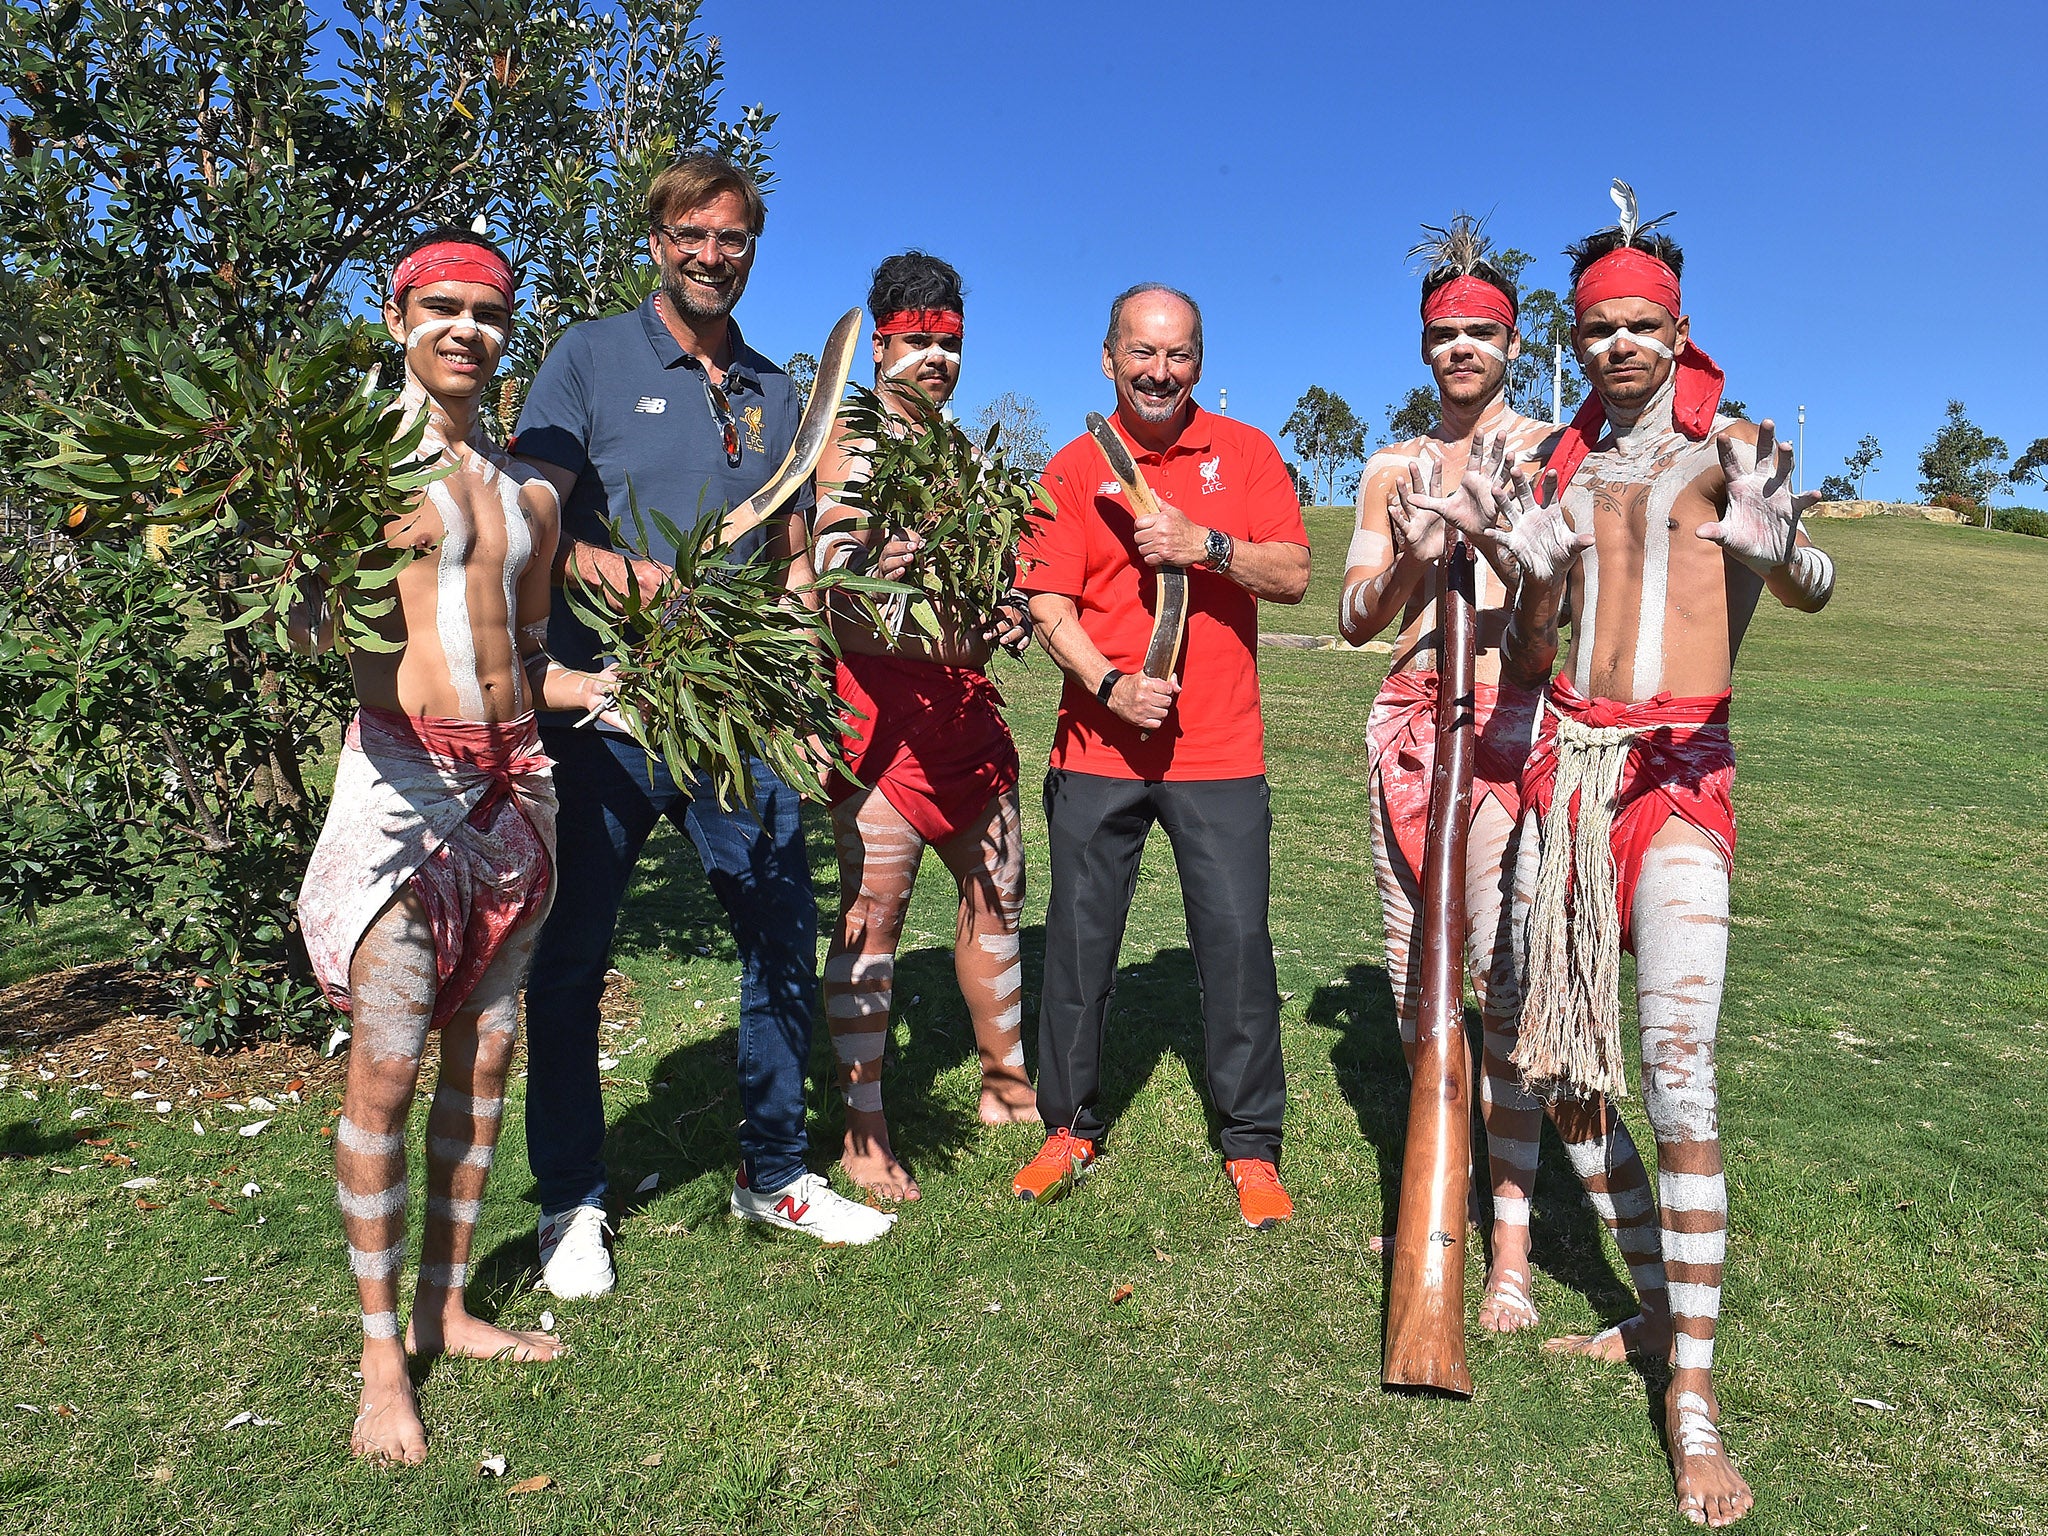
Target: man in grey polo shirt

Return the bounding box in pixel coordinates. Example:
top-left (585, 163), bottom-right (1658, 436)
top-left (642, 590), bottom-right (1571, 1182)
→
top-left (513, 154), bottom-right (895, 1299)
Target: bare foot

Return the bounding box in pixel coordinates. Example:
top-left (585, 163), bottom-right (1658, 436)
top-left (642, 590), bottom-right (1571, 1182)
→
top-left (977, 1075), bottom-right (1041, 1125)
top-left (1668, 1384), bottom-right (1753, 1527)
top-left (1477, 1261), bottom-right (1540, 1333)
top-left (841, 1108), bottom-right (920, 1201)
top-left (1544, 1311), bottom-right (1670, 1362)
top-left (406, 1304), bottom-right (563, 1362)
top-left (351, 1340), bottom-right (427, 1465)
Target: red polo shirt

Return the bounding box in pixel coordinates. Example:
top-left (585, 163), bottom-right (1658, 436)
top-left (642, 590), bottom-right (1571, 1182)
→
top-left (1019, 407), bottom-right (1307, 781)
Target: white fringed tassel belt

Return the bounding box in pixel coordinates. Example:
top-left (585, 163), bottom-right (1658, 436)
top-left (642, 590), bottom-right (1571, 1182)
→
top-left (1513, 712), bottom-right (1644, 1102)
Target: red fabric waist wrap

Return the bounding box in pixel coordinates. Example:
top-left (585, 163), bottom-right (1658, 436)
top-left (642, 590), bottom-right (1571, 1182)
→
top-left (340, 708), bottom-right (552, 1026)
top-left (1366, 671), bottom-right (1542, 882)
top-left (829, 652), bottom-right (1018, 843)
top-left (1521, 678), bottom-right (1736, 952)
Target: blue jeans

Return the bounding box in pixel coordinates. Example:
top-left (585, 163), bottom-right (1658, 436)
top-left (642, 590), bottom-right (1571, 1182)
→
top-left (523, 727), bottom-right (818, 1210)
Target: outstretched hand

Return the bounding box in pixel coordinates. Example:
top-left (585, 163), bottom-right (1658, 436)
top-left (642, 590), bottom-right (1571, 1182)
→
top-left (1704, 419), bottom-right (1819, 572)
top-left (1476, 467), bottom-right (1593, 589)
top-left (1389, 456), bottom-right (1451, 565)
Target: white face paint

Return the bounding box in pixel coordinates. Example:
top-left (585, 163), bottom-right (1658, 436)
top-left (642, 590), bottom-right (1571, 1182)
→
top-left (1428, 335), bottom-right (1508, 363)
top-left (1584, 330), bottom-right (1674, 359)
top-left (884, 342), bottom-right (959, 379)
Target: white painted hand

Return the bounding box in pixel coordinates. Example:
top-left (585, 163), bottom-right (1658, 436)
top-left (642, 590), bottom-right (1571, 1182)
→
top-left (1486, 468), bottom-right (1593, 589)
top-left (1704, 419), bottom-right (1813, 573)
top-left (1445, 429), bottom-right (1515, 539)
top-left (1389, 456), bottom-right (1450, 565)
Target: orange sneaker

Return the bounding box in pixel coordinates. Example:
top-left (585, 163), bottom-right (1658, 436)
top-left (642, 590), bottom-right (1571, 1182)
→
top-left (1225, 1158), bottom-right (1293, 1229)
top-left (1012, 1129), bottom-right (1096, 1203)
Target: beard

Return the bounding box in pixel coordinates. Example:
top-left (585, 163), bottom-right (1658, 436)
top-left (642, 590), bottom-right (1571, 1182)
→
top-left (661, 259), bottom-right (741, 324)
top-left (1123, 382), bottom-right (1187, 424)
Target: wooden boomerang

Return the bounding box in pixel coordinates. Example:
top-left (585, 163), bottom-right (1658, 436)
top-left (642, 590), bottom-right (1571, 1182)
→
top-left (573, 306), bottom-right (863, 727)
top-left (716, 305), bottom-right (864, 546)
top-left (1084, 413), bottom-right (1186, 739)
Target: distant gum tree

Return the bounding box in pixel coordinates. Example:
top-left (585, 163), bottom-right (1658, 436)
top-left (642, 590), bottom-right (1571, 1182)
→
top-left (972, 391), bottom-right (1051, 476)
top-left (1846, 434), bottom-right (1882, 498)
top-left (1282, 385), bottom-right (1365, 506)
top-left (1384, 386), bottom-right (1440, 443)
top-left (1917, 401), bottom-right (2007, 525)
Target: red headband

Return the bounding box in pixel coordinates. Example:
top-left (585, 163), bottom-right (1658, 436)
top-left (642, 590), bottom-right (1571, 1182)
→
top-left (1572, 245), bottom-right (1681, 318)
top-left (1421, 274), bottom-right (1516, 329)
top-left (1545, 246), bottom-right (1723, 502)
top-left (391, 242), bottom-right (515, 305)
top-left (874, 309), bottom-right (963, 338)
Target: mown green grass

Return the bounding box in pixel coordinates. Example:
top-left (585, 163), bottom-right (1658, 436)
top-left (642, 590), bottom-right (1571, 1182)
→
top-left (1, 518), bottom-right (2043, 1534)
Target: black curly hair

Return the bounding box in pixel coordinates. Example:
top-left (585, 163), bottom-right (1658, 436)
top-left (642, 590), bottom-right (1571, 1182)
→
top-left (867, 250), bottom-right (964, 321)
top-left (1565, 228), bottom-right (1685, 287)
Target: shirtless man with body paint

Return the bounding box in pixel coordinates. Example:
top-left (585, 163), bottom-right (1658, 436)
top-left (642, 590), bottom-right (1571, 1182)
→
top-left (293, 227), bottom-right (619, 1464)
top-left (1431, 202), bottom-right (1832, 1527)
top-left (1338, 217), bottom-right (1559, 1334)
top-left (811, 251), bottom-right (1038, 1200)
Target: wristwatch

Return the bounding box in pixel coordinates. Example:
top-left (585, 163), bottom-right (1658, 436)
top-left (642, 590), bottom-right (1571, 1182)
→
top-left (1202, 527), bottom-right (1234, 573)
top-left (1095, 668), bottom-right (1124, 707)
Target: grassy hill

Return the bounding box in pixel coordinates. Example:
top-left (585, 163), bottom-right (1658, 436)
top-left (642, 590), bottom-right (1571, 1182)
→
top-left (1, 517), bottom-right (2043, 1534)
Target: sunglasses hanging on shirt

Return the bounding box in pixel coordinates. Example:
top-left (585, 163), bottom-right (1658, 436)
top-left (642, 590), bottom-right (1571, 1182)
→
top-left (700, 373), bottom-right (742, 467)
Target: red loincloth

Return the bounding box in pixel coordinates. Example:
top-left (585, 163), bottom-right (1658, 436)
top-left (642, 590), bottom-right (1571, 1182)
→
top-left (1521, 678), bottom-right (1736, 952)
top-left (299, 707), bottom-right (556, 1027)
top-left (1366, 671), bottom-right (1543, 883)
top-left (829, 651), bottom-right (1019, 844)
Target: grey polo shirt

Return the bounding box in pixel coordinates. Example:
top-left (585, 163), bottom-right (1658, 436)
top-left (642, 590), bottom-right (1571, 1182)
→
top-left (513, 296), bottom-right (813, 705)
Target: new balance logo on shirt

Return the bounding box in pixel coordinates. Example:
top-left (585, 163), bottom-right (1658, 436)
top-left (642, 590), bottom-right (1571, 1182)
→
top-left (634, 396), bottom-right (667, 414)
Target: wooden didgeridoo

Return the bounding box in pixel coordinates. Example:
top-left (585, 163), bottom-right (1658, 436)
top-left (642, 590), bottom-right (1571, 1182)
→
top-left (1381, 533), bottom-right (1479, 1396)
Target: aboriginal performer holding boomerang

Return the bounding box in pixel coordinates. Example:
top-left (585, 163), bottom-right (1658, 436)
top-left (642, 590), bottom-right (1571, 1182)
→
top-left (513, 155), bottom-right (894, 1303)
top-left (1013, 284), bottom-right (1311, 1227)
top-left (810, 252), bottom-right (1039, 1202)
top-left (1340, 214), bottom-right (1560, 1335)
top-left (1438, 182), bottom-right (1833, 1527)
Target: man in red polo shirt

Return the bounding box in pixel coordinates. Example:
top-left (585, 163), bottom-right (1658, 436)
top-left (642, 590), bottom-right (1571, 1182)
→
top-left (1013, 283), bottom-right (1310, 1228)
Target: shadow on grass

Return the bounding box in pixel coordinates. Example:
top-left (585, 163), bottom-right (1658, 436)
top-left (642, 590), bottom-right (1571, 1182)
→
top-left (0, 1119), bottom-right (81, 1159)
top-left (1305, 962), bottom-right (1636, 1327)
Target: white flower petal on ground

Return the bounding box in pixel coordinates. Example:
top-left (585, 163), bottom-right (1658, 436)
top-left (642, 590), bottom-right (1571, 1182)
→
top-left (634, 1173), bottom-right (658, 1193)
top-left (597, 1056), bottom-right (620, 1071)
top-left (120, 1177), bottom-right (159, 1190)
top-left (247, 1096), bottom-right (277, 1113)
top-left (1852, 1397), bottom-right (1898, 1411)
top-left (479, 1454), bottom-right (508, 1477)
top-left (240, 1182), bottom-right (260, 1198)
top-left (238, 1120), bottom-right (270, 1138)
top-left (539, 1310), bottom-right (555, 1331)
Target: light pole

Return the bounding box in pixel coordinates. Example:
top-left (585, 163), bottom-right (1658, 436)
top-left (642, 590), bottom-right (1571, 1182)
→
top-left (1218, 387), bottom-right (1228, 416)
top-left (1797, 404), bottom-right (1806, 493)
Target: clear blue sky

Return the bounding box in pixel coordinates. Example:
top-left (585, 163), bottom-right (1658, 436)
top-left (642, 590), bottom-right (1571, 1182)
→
top-left (699, 0), bottom-right (2046, 504)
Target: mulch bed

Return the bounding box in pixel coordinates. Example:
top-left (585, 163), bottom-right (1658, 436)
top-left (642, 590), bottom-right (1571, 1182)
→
top-left (0, 960), bottom-right (345, 1105)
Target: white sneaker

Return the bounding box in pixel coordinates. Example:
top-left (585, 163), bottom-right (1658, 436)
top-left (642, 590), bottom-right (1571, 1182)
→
top-left (730, 1170), bottom-right (897, 1246)
top-left (538, 1204), bottom-right (615, 1298)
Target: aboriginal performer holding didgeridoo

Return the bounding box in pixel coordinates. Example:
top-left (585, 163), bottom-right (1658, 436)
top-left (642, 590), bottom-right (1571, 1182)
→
top-left (1438, 181), bottom-right (1833, 1527)
top-left (1013, 284), bottom-right (1310, 1227)
top-left (1340, 214), bottom-right (1560, 1336)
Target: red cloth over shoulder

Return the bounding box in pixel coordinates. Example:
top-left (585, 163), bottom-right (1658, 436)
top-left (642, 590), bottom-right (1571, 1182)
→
top-left (1520, 679), bottom-right (1736, 952)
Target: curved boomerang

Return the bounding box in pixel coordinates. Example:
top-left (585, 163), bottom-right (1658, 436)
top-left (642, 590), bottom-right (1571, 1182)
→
top-left (1085, 412), bottom-right (1186, 738)
top-left (717, 305), bottom-right (865, 546)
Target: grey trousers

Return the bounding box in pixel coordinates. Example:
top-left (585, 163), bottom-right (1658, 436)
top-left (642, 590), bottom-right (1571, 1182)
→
top-left (1035, 768), bottom-right (1285, 1163)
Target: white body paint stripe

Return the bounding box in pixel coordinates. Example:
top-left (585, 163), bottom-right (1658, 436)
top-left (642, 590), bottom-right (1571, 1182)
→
top-left (417, 1262), bottom-right (468, 1288)
top-left (844, 1081), bottom-right (883, 1113)
top-left (427, 1135), bottom-right (494, 1169)
top-left (1663, 1227), bottom-right (1728, 1267)
top-left (337, 1181), bottom-right (409, 1218)
top-left (999, 1040), bottom-right (1026, 1068)
top-left (827, 992), bottom-right (889, 1020)
top-left (1491, 1196), bottom-right (1531, 1226)
top-left (428, 1194), bottom-right (482, 1225)
top-left (1666, 1280), bottom-right (1723, 1319)
top-left (832, 1030), bottom-right (887, 1063)
top-left (439, 1091), bottom-right (504, 1120)
top-left (982, 963), bottom-right (1022, 996)
top-left (337, 1117), bottom-right (405, 1155)
top-left (1588, 1182), bottom-right (1657, 1223)
top-left (348, 1240), bottom-right (407, 1278)
top-left (1660, 1170), bottom-right (1729, 1213)
top-left (361, 1310), bottom-right (401, 1339)
top-left (1673, 1333), bottom-right (1716, 1371)
top-left (825, 953), bottom-right (895, 984)
top-left (429, 482), bottom-right (486, 718)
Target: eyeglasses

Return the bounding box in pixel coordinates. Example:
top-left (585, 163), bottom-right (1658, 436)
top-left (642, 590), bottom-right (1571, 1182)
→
top-left (655, 223), bottom-right (756, 258)
top-left (700, 373), bottom-right (742, 466)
